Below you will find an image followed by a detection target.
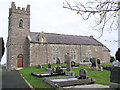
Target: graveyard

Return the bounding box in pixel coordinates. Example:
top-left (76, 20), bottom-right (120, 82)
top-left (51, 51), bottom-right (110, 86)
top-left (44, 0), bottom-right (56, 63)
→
top-left (19, 63), bottom-right (111, 88)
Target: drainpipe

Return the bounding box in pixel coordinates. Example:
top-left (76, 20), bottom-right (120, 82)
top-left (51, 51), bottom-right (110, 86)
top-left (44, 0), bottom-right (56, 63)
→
top-left (46, 42), bottom-right (48, 63)
top-left (80, 45), bottom-right (82, 62)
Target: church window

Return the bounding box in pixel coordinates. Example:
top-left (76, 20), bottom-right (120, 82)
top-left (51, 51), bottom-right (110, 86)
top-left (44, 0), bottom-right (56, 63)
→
top-left (86, 47), bottom-right (92, 58)
top-left (53, 48), bottom-right (59, 60)
top-left (19, 19), bottom-right (23, 28)
top-left (70, 49), bottom-right (76, 60)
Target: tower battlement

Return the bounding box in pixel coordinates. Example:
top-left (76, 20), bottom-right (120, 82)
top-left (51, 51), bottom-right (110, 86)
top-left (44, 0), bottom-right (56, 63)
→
top-left (9, 2), bottom-right (30, 15)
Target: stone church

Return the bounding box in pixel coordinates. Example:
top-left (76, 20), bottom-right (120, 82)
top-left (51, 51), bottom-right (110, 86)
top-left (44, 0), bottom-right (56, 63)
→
top-left (6, 2), bottom-right (110, 70)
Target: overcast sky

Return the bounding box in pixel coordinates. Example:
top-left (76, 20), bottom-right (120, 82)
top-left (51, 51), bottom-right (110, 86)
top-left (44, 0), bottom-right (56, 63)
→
top-left (0, 0), bottom-right (118, 64)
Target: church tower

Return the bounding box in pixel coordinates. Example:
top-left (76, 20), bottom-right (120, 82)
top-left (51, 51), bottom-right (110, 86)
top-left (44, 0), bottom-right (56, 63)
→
top-left (7, 2), bottom-right (30, 69)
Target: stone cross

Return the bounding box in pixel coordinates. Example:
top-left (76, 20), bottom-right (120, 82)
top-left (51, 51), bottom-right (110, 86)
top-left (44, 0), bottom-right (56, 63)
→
top-left (66, 53), bottom-right (72, 71)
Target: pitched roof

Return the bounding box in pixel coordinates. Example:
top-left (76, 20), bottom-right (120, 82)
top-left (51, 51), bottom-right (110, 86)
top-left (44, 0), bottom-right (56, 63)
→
top-left (30, 32), bottom-right (103, 45)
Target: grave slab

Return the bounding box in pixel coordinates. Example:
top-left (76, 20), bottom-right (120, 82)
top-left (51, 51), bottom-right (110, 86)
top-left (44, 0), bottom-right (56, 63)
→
top-left (63, 84), bottom-right (109, 88)
top-left (31, 72), bottom-right (65, 78)
top-left (44, 76), bottom-right (96, 88)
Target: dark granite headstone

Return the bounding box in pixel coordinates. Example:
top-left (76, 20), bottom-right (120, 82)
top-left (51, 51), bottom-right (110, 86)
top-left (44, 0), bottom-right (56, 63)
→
top-left (97, 59), bottom-right (101, 65)
top-left (91, 57), bottom-right (96, 67)
top-left (78, 69), bottom-right (88, 79)
top-left (71, 61), bottom-right (75, 67)
top-left (48, 64), bottom-right (51, 68)
top-left (83, 60), bottom-right (85, 62)
top-left (38, 65), bottom-right (42, 69)
top-left (56, 58), bottom-right (60, 64)
top-left (55, 67), bottom-right (63, 73)
top-left (90, 58), bottom-right (92, 62)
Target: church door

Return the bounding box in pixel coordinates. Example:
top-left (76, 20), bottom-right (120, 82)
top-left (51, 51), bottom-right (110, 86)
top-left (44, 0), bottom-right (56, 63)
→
top-left (17, 54), bottom-right (23, 68)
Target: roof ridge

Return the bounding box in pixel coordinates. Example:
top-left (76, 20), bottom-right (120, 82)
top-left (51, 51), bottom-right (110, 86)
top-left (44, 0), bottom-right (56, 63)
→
top-left (30, 32), bottom-right (88, 37)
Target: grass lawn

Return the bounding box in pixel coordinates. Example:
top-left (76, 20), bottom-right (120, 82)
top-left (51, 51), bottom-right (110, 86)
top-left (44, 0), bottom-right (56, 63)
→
top-left (19, 63), bottom-right (111, 88)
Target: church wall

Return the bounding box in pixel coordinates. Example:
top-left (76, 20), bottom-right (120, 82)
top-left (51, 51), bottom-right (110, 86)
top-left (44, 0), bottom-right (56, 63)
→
top-left (47, 44), bottom-right (81, 64)
top-left (29, 43), bottom-right (108, 66)
top-left (103, 51), bottom-right (110, 62)
top-left (30, 43), bottom-right (47, 66)
top-left (81, 45), bottom-right (104, 62)
top-left (7, 43), bottom-right (30, 69)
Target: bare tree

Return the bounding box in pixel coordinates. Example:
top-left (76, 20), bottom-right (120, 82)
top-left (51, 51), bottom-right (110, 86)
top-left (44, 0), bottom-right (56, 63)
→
top-left (63, 0), bottom-right (120, 38)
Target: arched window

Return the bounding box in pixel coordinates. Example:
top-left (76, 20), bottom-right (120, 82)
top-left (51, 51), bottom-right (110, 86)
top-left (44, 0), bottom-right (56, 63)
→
top-left (19, 19), bottom-right (23, 28)
top-left (70, 49), bottom-right (76, 60)
top-left (53, 48), bottom-right (59, 60)
top-left (86, 47), bottom-right (92, 58)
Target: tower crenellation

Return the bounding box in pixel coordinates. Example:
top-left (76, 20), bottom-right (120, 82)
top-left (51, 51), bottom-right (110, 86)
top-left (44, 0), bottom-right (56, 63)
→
top-left (10, 2), bottom-right (30, 15)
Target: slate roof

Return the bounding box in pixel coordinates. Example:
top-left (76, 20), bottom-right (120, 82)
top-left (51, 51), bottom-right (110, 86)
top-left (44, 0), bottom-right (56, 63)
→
top-left (30, 32), bottom-right (103, 46)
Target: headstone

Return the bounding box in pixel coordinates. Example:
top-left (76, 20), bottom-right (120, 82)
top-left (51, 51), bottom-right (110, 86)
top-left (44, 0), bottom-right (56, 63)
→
top-left (71, 61), bottom-right (75, 67)
top-left (91, 57), bottom-right (96, 67)
top-left (78, 69), bottom-right (88, 79)
top-left (55, 67), bottom-right (63, 73)
top-left (97, 59), bottom-right (101, 69)
top-left (66, 53), bottom-right (71, 71)
top-left (38, 65), bottom-right (42, 69)
top-left (85, 57), bottom-right (89, 62)
top-left (65, 53), bottom-right (74, 76)
top-left (46, 64), bottom-right (52, 71)
top-left (89, 57), bottom-right (102, 71)
top-left (56, 58), bottom-right (60, 64)
top-left (83, 60), bottom-right (85, 62)
top-left (48, 64), bottom-right (51, 68)
top-left (97, 59), bottom-right (101, 65)
top-left (90, 58), bottom-right (92, 62)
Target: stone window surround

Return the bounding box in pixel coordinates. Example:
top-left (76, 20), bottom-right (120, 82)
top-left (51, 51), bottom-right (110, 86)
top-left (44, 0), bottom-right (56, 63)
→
top-left (53, 48), bottom-right (59, 60)
top-left (19, 19), bottom-right (24, 28)
top-left (70, 48), bottom-right (77, 61)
